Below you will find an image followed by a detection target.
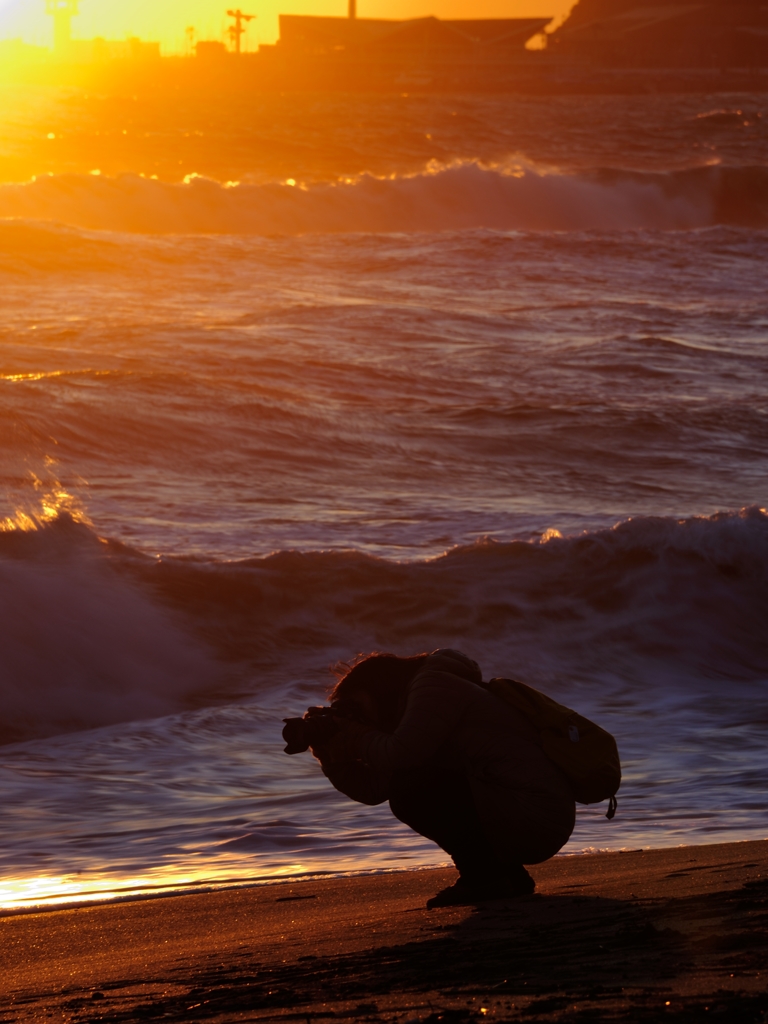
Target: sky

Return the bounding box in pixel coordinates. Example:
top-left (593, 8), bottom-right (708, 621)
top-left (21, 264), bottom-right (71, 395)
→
top-left (0, 0), bottom-right (576, 52)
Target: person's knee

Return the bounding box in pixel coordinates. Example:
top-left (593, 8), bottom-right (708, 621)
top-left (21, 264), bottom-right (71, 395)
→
top-left (389, 789), bottom-right (425, 830)
top-left (388, 767), bottom-right (446, 825)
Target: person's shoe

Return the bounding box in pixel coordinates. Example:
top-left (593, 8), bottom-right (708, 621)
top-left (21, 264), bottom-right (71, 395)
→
top-left (426, 870), bottom-right (535, 909)
top-left (506, 864), bottom-right (536, 896)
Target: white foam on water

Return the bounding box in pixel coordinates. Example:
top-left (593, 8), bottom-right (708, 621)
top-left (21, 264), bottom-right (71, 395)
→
top-left (1, 160), bottom-right (766, 235)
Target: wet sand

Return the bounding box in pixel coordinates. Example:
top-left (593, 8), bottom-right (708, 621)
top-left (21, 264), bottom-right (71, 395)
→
top-left (3, 839), bottom-right (768, 1022)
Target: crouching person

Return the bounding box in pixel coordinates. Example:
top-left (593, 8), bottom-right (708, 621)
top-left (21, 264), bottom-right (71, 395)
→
top-left (301, 648), bottom-right (575, 908)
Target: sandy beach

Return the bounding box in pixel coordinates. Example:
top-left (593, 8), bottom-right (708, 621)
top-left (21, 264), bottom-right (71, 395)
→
top-left (3, 839), bottom-right (767, 1023)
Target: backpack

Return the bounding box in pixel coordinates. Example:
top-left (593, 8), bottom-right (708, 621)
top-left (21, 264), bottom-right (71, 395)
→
top-left (487, 677), bottom-right (621, 819)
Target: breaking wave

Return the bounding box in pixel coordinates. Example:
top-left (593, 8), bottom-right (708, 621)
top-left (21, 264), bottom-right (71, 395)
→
top-left (0, 514), bottom-right (216, 744)
top-left (0, 161), bottom-right (767, 235)
top-left (2, 506), bottom-right (767, 745)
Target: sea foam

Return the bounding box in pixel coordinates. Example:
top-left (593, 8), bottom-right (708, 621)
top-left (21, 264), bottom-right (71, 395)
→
top-left (0, 515), bottom-right (215, 744)
top-left (1, 161), bottom-right (766, 235)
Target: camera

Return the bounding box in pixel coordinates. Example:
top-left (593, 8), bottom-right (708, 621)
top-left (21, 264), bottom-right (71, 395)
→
top-left (282, 701), bottom-right (358, 755)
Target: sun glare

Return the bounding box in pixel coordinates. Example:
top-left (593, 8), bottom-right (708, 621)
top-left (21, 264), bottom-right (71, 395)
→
top-left (0, 0), bottom-right (575, 52)
top-left (0, 859), bottom-right (316, 912)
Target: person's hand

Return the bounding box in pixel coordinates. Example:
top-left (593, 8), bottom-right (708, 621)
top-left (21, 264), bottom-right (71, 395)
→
top-left (333, 715), bottom-right (372, 750)
top-left (310, 714), bottom-right (372, 764)
top-left (303, 705), bottom-right (329, 719)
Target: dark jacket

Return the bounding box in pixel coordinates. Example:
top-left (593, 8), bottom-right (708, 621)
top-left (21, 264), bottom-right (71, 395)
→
top-left (319, 649), bottom-right (576, 864)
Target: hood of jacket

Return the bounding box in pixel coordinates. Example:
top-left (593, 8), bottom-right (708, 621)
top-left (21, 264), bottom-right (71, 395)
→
top-left (416, 648), bottom-right (483, 687)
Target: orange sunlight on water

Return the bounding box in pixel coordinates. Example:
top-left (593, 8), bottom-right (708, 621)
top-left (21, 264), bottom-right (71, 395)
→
top-left (0, 0), bottom-right (573, 52)
top-left (0, 861), bottom-right (311, 912)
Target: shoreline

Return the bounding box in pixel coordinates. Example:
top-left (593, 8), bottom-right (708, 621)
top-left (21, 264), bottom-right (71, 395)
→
top-left (3, 838), bottom-right (767, 1022)
top-left (2, 834), bottom-right (763, 919)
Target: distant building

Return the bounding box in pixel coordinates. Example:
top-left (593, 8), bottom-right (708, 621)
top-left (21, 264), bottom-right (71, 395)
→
top-left (275, 14), bottom-right (551, 60)
top-left (63, 37), bottom-right (160, 62)
top-left (548, 0), bottom-right (768, 67)
top-left (45, 0), bottom-right (160, 62)
top-left (46, 0), bottom-right (78, 55)
top-left (195, 40), bottom-right (229, 60)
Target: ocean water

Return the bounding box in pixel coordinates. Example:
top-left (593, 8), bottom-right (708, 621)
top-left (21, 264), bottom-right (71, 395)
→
top-left (1, 87), bottom-right (767, 911)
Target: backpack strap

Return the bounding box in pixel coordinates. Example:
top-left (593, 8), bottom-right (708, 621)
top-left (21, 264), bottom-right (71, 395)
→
top-left (606, 795), bottom-right (618, 820)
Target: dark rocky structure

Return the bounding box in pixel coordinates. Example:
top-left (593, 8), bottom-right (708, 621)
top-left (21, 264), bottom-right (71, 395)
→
top-left (549, 0), bottom-right (768, 67)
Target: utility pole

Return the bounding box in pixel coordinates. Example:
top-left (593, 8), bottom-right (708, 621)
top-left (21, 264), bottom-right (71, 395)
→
top-left (45, 0), bottom-right (79, 55)
top-left (226, 9), bottom-right (255, 54)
